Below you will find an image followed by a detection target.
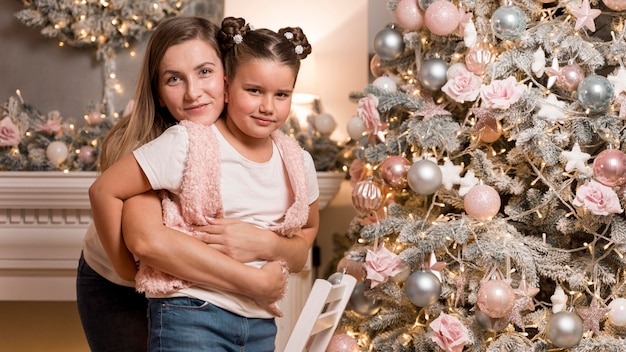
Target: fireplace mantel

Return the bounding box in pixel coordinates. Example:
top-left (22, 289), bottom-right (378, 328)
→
top-left (0, 171), bottom-right (95, 300)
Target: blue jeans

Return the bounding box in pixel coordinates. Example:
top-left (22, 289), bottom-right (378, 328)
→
top-left (148, 297), bottom-right (276, 352)
top-left (76, 252), bottom-right (148, 352)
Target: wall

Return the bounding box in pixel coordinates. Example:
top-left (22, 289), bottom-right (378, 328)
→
top-left (0, 0), bottom-right (381, 350)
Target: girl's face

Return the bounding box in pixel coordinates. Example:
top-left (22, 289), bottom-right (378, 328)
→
top-left (157, 38), bottom-right (225, 125)
top-left (224, 59), bottom-right (296, 141)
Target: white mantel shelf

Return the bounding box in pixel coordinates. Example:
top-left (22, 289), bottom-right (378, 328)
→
top-left (0, 171), bottom-right (96, 301)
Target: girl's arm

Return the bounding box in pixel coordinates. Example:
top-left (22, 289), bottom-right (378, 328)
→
top-left (88, 153), bottom-right (153, 281)
top-left (122, 191), bottom-right (287, 313)
top-left (194, 199), bottom-right (320, 272)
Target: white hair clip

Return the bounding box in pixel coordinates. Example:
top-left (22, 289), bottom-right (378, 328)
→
top-left (248, 24), bottom-right (255, 31)
top-left (295, 45), bottom-right (303, 55)
top-left (233, 34), bottom-right (243, 44)
top-left (284, 32), bottom-right (294, 40)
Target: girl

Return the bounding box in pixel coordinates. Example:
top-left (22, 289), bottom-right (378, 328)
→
top-left (88, 17), bottom-right (318, 351)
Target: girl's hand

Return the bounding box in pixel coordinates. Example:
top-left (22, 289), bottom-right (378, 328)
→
top-left (194, 218), bottom-right (270, 263)
top-left (253, 261), bottom-right (289, 317)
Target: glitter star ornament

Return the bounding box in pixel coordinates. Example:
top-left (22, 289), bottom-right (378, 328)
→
top-left (532, 47), bottom-right (546, 77)
top-left (570, 0), bottom-right (601, 32)
top-left (608, 67), bottom-right (626, 97)
top-left (439, 160), bottom-right (463, 190)
top-left (551, 285), bottom-right (568, 313)
top-left (536, 93), bottom-right (566, 123)
top-left (576, 298), bottom-right (610, 336)
top-left (413, 97), bottom-right (451, 120)
top-left (561, 143), bottom-right (591, 173)
top-left (545, 57), bottom-right (560, 89)
top-left (459, 170), bottom-right (479, 196)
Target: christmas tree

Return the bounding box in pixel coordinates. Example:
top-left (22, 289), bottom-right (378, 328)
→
top-left (329, 0), bottom-right (626, 351)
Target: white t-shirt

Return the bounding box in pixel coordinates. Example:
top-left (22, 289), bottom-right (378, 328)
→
top-left (132, 123), bottom-right (318, 318)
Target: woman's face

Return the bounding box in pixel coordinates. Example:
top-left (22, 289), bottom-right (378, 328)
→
top-left (224, 58), bottom-right (296, 141)
top-left (157, 38), bottom-right (225, 125)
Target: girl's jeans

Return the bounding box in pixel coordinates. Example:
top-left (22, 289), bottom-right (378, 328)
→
top-left (76, 253), bottom-right (148, 352)
top-left (148, 297), bottom-right (276, 351)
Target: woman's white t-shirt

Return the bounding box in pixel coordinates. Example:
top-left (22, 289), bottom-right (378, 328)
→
top-left (132, 123), bottom-right (318, 318)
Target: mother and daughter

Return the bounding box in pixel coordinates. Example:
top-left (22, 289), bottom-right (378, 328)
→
top-left (77, 14), bottom-right (319, 351)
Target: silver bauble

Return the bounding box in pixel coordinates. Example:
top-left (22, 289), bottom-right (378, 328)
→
top-left (490, 4), bottom-right (527, 41)
top-left (577, 75), bottom-right (614, 113)
top-left (407, 159), bottom-right (442, 195)
top-left (348, 282), bottom-right (382, 316)
top-left (405, 270), bottom-right (441, 307)
top-left (546, 311), bottom-right (584, 348)
top-left (373, 26), bottom-right (405, 61)
top-left (418, 58), bottom-right (448, 91)
top-left (418, 0), bottom-right (438, 11)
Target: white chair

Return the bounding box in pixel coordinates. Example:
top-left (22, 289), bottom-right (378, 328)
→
top-left (284, 273), bottom-right (357, 352)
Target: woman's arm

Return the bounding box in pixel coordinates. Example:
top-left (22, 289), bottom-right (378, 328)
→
top-left (89, 154), bottom-right (153, 281)
top-left (122, 191), bottom-right (287, 312)
top-left (194, 199), bottom-right (320, 272)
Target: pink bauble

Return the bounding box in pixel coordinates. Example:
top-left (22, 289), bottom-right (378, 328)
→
top-left (352, 180), bottom-right (384, 213)
top-left (78, 145), bottom-right (96, 164)
top-left (327, 333), bottom-right (360, 352)
top-left (424, 0), bottom-right (461, 36)
top-left (556, 64), bottom-right (585, 92)
top-left (593, 149), bottom-right (626, 187)
top-left (395, 0), bottom-right (425, 30)
top-left (337, 256), bottom-right (366, 282)
top-left (464, 184), bottom-right (501, 220)
top-left (602, 0), bottom-right (626, 11)
top-left (465, 41), bottom-right (498, 75)
top-left (380, 156), bottom-right (411, 189)
top-left (85, 111), bottom-right (104, 126)
top-left (477, 279), bottom-right (516, 318)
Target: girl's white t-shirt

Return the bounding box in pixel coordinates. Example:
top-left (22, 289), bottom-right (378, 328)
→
top-left (132, 123), bottom-right (318, 318)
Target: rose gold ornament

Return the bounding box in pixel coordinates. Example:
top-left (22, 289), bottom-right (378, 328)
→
top-left (477, 279), bottom-right (516, 318)
top-left (352, 179), bottom-right (384, 213)
top-left (379, 156), bottom-right (411, 189)
top-left (463, 184), bottom-right (501, 220)
top-left (370, 54), bottom-right (385, 78)
top-left (465, 41), bottom-right (498, 75)
top-left (602, 0), bottom-right (626, 11)
top-left (593, 149), bottom-right (626, 187)
top-left (395, 0), bottom-right (425, 31)
top-left (556, 63), bottom-right (585, 92)
top-left (479, 120), bottom-right (503, 143)
top-left (537, 0), bottom-right (556, 3)
top-left (424, 0), bottom-right (461, 36)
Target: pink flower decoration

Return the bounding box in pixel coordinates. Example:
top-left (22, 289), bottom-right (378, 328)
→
top-left (573, 179), bottom-right (623, 216)
top-left (480, 76), bottom-right (525, 109)
top-left (39, 119), bottom-right (64, 136)
top-left (430, 313), bottom-right (469, 352)
top-left (357, 94), bottom-right (386, 137)
top-left (0, 116), bottom-right (21, 147)
top-left (364, 246), bottom-right (406, 288)
top-left (442, 65), bottom-right (482, 102)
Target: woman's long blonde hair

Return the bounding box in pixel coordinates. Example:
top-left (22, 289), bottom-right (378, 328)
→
top-left (98, 16), bottom-right (222, 171)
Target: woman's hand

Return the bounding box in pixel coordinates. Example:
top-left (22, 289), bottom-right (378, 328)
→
top-left (253, 260), bottom-right (289, 317)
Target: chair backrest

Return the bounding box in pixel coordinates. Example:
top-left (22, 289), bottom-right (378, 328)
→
top-left (284, 274), bottom-right (357, 352)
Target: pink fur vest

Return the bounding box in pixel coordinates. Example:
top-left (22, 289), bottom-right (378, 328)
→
top-left (135, 120), bottom-right (310, 294)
